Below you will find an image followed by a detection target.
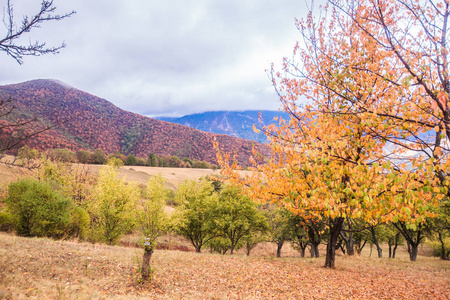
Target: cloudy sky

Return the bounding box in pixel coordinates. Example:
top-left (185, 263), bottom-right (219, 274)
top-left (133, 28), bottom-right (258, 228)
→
top-left (1, 0), bottom-right (325, 117)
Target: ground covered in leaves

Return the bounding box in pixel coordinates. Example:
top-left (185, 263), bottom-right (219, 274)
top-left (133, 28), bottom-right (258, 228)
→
top-left (0, 233), bottom-right (448, 299)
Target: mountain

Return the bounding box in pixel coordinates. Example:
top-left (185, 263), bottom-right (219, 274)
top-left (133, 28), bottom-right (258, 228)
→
top-left (0, 79), bottom-right (268, 166)
top-left (158, 110), bottom-right (290, 144)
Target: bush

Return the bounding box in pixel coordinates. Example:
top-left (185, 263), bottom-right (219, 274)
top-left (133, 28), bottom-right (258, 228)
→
top-left (47, 148), bottom-right (77, 163)
top-left (91, 149), bottom-right (108, 164)
top-left (4, 178), bottom-right (72, 238)
top-left (77, 150), bottom-right (93, 164)
top-left (125, 155), bottom-right (137, 166)
top-left (68, 206), bottom-right (90, 239)
top-left (0, 210), bottom-right (15, 232)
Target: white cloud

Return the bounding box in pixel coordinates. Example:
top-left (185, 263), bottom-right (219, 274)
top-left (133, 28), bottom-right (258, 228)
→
top-left (0, 0), bottom-right (327, 116)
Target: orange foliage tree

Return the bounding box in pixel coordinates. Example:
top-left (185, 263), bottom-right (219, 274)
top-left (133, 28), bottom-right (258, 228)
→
top-left (216, 0), bottom-right (448, 267)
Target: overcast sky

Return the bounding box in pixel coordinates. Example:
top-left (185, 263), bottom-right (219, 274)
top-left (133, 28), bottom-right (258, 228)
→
top-left (1, 0), bottom-right (325, 117)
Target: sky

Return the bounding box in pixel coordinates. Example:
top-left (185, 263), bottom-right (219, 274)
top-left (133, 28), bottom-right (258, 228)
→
top-left (1, 0), bottom-right (325, 117)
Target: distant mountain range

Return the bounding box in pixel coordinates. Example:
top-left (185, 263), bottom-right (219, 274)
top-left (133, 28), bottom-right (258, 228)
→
top-left (158, 110), bottom-right (289, 144)
top-left (0, 79), bottom-right (269, 166)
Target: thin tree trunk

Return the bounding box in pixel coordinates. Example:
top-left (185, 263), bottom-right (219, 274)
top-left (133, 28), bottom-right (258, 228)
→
top-left (324, 217), bottom-right (344, 268)
top-left (392, 232), bottom-right (400, 258)
top-left (370, 226), bottom-right (382, 258)
top-left (438, 232), bottom-right (447, 260)
top-left (307, 225), bottom-right (321, 258)
top-left (347, 229), bottom-right (355, 256)
top-left (141, 247), bottom-right (154, 280)
top-left (340, 222), bottom-right (355, 256)
top-left (393, 243), bottom-right (398, 258)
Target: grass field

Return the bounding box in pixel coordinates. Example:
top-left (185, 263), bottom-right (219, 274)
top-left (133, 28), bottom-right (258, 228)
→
top-left (0, 232), bottom-right (449, 299)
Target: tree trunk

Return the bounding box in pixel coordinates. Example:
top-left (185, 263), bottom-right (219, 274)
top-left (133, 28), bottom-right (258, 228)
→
top-left (388, 244), bottom-right (392, 258)
top-left (276, 242), bottom-right (284, 258)
top-left (307, 225), bottom-right (321, 258)
top-left (347, 229), bottom-right (355, 256)
top-left (410, 243), bottom-right (418, 261)
top-left (438, 232), bottom-right (447, 260)
top-left (312, 243), bottom-right (320, 258)
top-left (391, 232), bottom-right (400, 258)
top-left (324, 217), bottom-right (344, 268)
top-left (340, 222), bottom-right (355, 255)
top-left (369, 226), bottom-right (382, 258)
top-left (141, 246), bottom-right (154, 280)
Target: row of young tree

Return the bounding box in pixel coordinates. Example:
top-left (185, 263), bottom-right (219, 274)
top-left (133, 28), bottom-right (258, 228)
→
top-left (2, 162), bottom-right (445, 262)
top-left (14, 145), bottom-right (217, 169)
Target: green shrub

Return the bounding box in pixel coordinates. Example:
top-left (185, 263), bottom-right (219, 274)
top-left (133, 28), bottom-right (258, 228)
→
top-left (68, 206), bottom-right (90, 239)
top-left (4, 178), bottom-right (72, 238)
top-left (0, 210), bottom-right (15, 232)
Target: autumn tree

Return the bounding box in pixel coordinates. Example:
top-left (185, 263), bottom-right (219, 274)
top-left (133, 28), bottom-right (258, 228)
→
top-left (216, 0), bottom-right (442, 267)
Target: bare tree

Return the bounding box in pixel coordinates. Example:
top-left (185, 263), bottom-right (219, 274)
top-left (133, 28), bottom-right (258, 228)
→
top-left (1, 0), bottom-right (75, 64)
top-left (0, 1), bottom-right (75, 156)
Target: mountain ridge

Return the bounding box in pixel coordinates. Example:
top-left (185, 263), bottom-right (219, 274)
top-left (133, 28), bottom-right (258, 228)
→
top-left (0, 79), bottom-right (268, 166)
top-left (158, 110), bottom-right (289, 143)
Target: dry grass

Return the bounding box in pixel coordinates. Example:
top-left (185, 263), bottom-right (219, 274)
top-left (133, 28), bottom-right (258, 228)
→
top-left (0, 232), bottom-right (449, 299)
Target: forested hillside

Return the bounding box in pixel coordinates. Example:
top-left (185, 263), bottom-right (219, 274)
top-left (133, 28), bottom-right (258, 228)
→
top-left (0, 79), bottom-right (268, 166)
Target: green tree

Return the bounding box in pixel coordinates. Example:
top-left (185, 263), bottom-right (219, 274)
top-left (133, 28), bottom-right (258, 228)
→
top-left (213, 185), bottom-right (267, 255)
top-left (47, 148), bottom-right (76, 163)
top-left (136, 175), bottom-right (169, 280)
top-left (17, 145), bottom-right (39, 168)
top-left (427, 198), bottom-right (450, 259)
top-left (4, 178), bottom-right (71, 238)
top-left (91, 149), bottom-right (108, 165)
top-left (147, 153), bottom-right (159, 167)
top-left (264, 206), bottom-right (293, 258)
top-left (125, 155), bottom-right (137, 166)
top-left (76, 149), bottom-right (92, 164)
top-left (171, 179), bottom-right (218, 252)
top-left (107, 157), bottom-right (124, 168)
top-left (89, 166), bottom-right (139, 245)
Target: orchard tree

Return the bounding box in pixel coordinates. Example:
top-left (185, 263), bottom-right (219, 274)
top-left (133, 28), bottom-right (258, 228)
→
top-left (212, 184), bottom-right (267, 255)
top-left (264, 206), bottom-right (293, 258)
top-left (216, 0), bottom-right (444, 267)
top-left (137, 175), bottom-right (169, 280)
top-left (89, 166), bottom-right (139, 245)
top-left (171, 179), bottom-right (218, 252)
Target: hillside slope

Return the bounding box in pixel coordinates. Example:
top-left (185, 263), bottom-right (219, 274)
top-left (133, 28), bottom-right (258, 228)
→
top-left (0, 79), bottom-right (267, 166)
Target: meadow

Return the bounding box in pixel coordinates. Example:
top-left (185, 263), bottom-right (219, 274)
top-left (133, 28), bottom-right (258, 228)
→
top-left (0, 232), bottom-right (449, 299)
